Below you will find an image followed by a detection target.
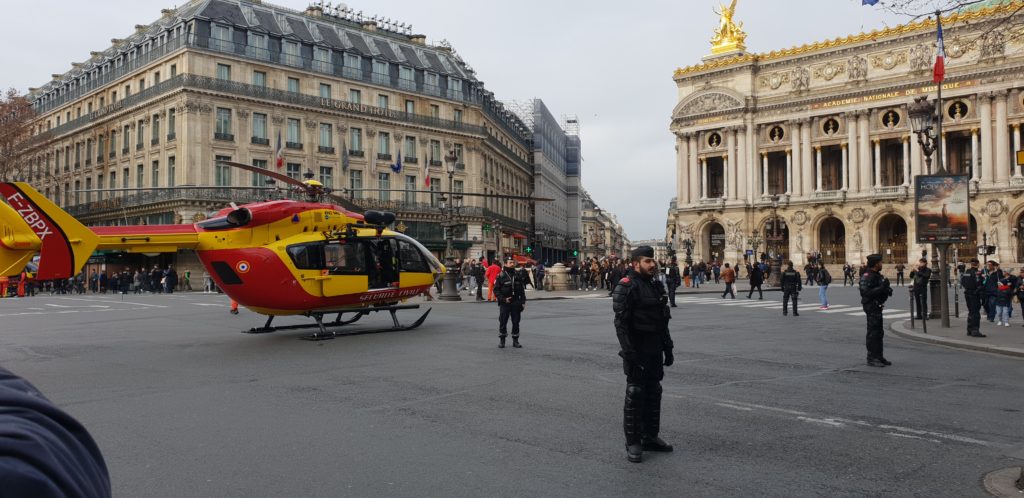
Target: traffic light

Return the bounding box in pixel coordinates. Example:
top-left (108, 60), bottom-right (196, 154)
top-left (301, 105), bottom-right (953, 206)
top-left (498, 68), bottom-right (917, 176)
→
top-left (572, 249), bottom-right (579, 257)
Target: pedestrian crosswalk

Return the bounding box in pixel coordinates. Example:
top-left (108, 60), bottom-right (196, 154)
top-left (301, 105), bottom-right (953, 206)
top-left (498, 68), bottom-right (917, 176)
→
top-left (672, 296), bottom-right (910, 318)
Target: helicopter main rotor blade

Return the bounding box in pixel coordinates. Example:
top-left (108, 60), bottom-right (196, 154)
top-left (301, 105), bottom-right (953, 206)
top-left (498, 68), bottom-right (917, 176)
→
top-left (74, 186), bottom-right (277, 192)
top-left (217, 161), bottom-right (306, 189)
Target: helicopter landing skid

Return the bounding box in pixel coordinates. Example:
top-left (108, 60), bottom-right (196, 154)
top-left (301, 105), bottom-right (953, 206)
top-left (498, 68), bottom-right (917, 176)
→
top-left (244, 305), bottom-right (431, 340)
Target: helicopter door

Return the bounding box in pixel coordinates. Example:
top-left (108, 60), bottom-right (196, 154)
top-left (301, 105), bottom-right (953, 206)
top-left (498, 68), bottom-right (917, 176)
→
top-left (396, 238), bottom-right (438, 290)
top-left (320, 240), bottom-right (369, 297)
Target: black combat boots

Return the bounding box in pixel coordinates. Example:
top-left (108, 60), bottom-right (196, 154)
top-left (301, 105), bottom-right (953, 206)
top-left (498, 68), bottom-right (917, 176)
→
top-left (499, 336), bottom-right (506, 348)
top-left (512, 337), bottom-right (522, 348)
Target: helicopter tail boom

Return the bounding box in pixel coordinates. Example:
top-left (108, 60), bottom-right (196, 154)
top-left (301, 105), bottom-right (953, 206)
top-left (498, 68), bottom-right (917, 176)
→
top-left (0, 182), bottom-right (100, 280)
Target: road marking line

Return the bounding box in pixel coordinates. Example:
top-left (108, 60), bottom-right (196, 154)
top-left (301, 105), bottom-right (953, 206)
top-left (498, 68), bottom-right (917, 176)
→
top-left (715, 403), bottom-right (754, 411)
top-left (52, 297), bottom-right (167, 308)
top-left (797, 416), bottom-right (846, 427)
top-left (886, 432), bottom-right (942, 443)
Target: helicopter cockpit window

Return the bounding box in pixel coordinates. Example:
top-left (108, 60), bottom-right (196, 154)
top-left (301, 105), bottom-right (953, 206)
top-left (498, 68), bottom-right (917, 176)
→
top-left (287, 242), bottom-right (325, 270)
top-left (324, 242), bottom-right (365, 274)
top-left (398, 240), bottom-right (430, 273)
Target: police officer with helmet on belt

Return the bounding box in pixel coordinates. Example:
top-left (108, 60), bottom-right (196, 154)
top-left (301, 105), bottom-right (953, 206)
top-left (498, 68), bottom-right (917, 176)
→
top-left (494, 256), bottom-right (527, 348)
top-left (860, 253), bottom-right (894, 367)
top-left (613, 245), bottom-right (674, 463)
top-left (960, 258), bottom-right (987, 337)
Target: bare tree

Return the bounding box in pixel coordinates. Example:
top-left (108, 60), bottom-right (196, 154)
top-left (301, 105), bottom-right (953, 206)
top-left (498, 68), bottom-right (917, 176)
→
top-left (0, 88), bottom-right (34, 182)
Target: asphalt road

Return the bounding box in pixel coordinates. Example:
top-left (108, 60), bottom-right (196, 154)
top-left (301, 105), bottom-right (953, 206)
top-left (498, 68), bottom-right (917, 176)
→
top-left (0, 285), bottom-right (1021, 497)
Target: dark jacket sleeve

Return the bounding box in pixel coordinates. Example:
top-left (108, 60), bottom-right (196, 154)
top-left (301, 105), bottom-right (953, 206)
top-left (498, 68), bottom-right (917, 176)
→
top-left (0, 367), bottom-right (111, 498)
top-left (612, 279), bottom-right (636, 358)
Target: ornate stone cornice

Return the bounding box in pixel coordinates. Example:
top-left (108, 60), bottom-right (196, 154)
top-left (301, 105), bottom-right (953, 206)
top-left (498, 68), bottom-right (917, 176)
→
top-left (673, 3), bottom-right (1020, 78)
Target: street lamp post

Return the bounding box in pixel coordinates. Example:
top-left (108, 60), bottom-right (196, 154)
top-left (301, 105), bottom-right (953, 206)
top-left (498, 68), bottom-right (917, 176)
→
top-left (909, 90), bottom-right (951, 328)
top-left (683, 238), bottom-right (694, 267)
top-left (766, 194), bottom-right (784, 287)
top-left (749, 229), bottom-right (762, 265)
top-left (437, 148), bottom-right (463, 301)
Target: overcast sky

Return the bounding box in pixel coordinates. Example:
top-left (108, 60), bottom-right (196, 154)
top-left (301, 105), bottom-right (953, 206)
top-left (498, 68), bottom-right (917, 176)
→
top-left (1, 0), bottom-right (911, 240)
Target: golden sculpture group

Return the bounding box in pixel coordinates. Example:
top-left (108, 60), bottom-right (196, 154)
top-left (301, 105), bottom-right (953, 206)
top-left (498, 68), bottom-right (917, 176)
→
top-left (711, 0), bottom-right (747, 55)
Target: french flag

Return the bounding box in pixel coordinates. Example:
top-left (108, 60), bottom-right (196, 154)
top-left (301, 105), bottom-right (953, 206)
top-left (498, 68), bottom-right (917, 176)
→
top-left (275, 130), bottom-right (284, 168)
top-left (934, 21), bottom-right (946, 84)
top-left (423, 159), bottom-right (430, 187)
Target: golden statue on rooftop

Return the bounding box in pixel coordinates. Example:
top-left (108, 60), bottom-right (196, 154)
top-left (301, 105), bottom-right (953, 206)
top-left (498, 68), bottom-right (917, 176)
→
top-left (710, 0), bottom-right (747, 56)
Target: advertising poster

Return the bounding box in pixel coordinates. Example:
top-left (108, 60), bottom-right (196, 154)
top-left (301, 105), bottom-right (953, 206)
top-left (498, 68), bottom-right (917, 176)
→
top-left (915, 175), bottom-right (970, 243)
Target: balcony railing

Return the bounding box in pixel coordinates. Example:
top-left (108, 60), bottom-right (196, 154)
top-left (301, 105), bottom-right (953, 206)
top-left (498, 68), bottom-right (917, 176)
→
top-left (286, 141), bottom-right (303, 150)
top-left (429, 159), bottom-right (442, 167)
top-left (167, 132), bottom-right (176, 142)
top-left (377, 153), bottom-right (392, 161)
top-left (1011, 176), bottom-right (1024, 187)
top-left (245, 45), bottom-right (271, 61)
top-left (404, 156), bottom-right (418, 164)
top-left (349, 150), bottom-right (364, 157)
top-left (698, 197), bottom-right (725, 208)
top-left (319, 146), bottom-right (335, 154)
top-left (64, 186), bottom-right (274, 218)
top-left (312, 60), bottom-right (333, 74)
top-left (812, 190), bottom-right (846, 201)
top-left (26, 73), bottom-right (492, 151)
top-left (342, 66), bottom-right (363, 80)
top-left (136, 143), bottom-right (143, 150)
top-left (214, 132), bottom-right (234, 141)
top-left (371, 72), bottom-right (390, 86)
top-left (151, 138), bottom-right (159, 146)
top-left (252, 137), bottom-right (270, 146)
top-left (398, 79), bottom-right (416, 91)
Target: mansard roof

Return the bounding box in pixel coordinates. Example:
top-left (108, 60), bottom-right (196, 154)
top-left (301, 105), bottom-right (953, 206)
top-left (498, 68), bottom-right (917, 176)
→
top-left (33, 0), bottom-right (476, 98)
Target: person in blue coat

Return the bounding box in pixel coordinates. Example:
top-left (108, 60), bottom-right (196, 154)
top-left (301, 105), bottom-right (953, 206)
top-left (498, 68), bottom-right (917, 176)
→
top-left (0, 366), bottom-right (110, 497)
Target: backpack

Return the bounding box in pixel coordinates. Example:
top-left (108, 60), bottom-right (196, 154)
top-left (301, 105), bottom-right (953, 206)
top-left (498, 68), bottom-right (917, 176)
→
top-left (820, 270), bottom-right (832, 285)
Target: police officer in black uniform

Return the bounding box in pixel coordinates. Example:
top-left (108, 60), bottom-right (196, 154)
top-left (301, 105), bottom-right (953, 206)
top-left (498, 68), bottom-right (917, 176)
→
top-left (860, 253), bottom-right (893, 367)
top-left (910, 258), bottom-right (931, 320)
top-left (666, 256), bottom-right (681, 307)
top-left (613, 246), bottom-right (674, 463)
top-left (494, 256), bottom-right (527, 348)
top-left (961, 258), bottom-right (986, 337)
top-left (780, 261), bottom-right (802, 316)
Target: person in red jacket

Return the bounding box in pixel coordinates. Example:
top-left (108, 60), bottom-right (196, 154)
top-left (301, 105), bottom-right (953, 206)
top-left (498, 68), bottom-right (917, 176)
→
top-left (485, 260), bottom-right (502, 302)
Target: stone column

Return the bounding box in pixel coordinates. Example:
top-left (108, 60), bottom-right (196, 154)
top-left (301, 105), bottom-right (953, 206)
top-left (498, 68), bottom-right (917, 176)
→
top-left (996, 91), bottom-right (1010, 183)
top-left (846, 112), bottom-right (860, 193)
top-left (940, 133), bottom-right (948, 171)
top-left (723, 154), bottom-right (730, 200)
top-left (802, 118), bottom-right (813, 196)
top-left (858, 112), bottom-right (871, 191)
top-left (902, 137), bottom-right (910, 186)
top-left (689, 135), bottom-right (699, 202)
top-left (761, 152), bottom-right (769, 196)
top-left (786, 149), bottom-right (793, 194)
top-left (1013, 124), bottom-right (1022, 177)
top-left (815, 146), bottom-right (823, 191)
top-left (873, 139), bottom-right (882, 188)
top-left (737, 126), bottom-right (748, 200)
top-left (980, 93), bottom-right (993, 184)
top-left (700, 157), bottom-right (707, 199)
top-left (841, 143), bottom-right (849, 191)
top-left (789, 121), bottom-right (801, 197)
top-left (677, 134), bottom-right (689, 205)
top-left (971, 128), bottom-right (980, 181)
top-left (725, 128), bottom-right (735, 199)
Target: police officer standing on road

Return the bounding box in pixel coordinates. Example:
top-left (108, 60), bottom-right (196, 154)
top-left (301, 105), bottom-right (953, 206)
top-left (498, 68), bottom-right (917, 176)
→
top-left (494, 256), bottom-right (527, 349)
top-left (780, 261), bottom-right (802, 316)
top-left (666, 257), bottom-right (681, 308)
top-left (613, 246), bottom-right (674, 463)
top-left (961, 258), bottom-right (986, 337)
top-left (910, 258), bottom-right (931, 320)
top-left (860, 254), bottom-right (893, 367)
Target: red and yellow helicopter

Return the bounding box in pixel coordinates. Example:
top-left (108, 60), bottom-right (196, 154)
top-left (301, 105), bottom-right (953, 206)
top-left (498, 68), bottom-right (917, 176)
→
top-left (0, 161), bottom-right (449, 340)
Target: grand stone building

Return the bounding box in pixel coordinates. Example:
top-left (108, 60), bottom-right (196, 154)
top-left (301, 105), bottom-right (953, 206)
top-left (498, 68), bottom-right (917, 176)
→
top-left (668, 3), bottom-right (1024, 271)
top-left (19, 0), bottom-right (538, 273)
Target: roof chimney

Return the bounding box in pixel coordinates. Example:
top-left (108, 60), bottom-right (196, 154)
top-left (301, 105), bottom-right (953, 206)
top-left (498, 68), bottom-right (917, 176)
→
top-left (409, 34), bottom-right (426, 45)
top-left (135, 24), bottom-right (148, 34)
top-left (305, 5), bottom-right (323, 17)
top-left (362, 21), bottom-right (377, 32)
